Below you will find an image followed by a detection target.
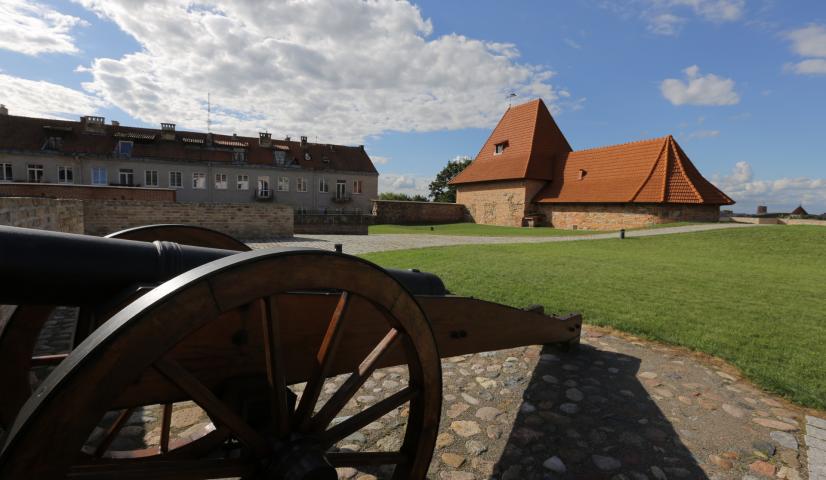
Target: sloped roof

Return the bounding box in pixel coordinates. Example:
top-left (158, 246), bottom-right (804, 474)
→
top-left (0, 114), bottom-right (377, 175)
top-left (450, 99), bottom-right (571, 184)
top-left (791, 205), bottom-right (808, 215)
top-left (533, 135), bottom-right (734, 205)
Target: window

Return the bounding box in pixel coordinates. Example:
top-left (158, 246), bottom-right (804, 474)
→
top-left (193, 172), bottom-right (206, 189)
top-left (277, 176), bottom-right (289, 192)
top-left (336, 179), bottom-right (347, 200)
top-left (145, 170), bottom-right (159, 187)
top-left (353, 179), bottom-right (363, 194)
top-left (169, 171), bottom-right (182, 188)
top-left (91, 167), bottom-right (107, 185)
top-left (232, 151), bottom-right (246, 164)
top-left (257, 176), bottom-right (271, 198)
top-left (319, 177), bottom-right (329, 193)
top-left (1, 163), bottom-right (13, 181)
top-left (58, 166), bottom-right (74, 184)
top-left (43, 136), bottom-right (63, 151)
top-left (296, 177), bottom-right (308, 192)
top-left (494, 142), bottom-right (507, 155)
top-left (117, 141), bottom-right (134, 157)
top-left (237, 174), bottom-right (249, 190)
top-left (118, 168), bottom-right (134, 186)
top-left (215, 173), bottom-right (228, 190)
top-left (27, 164), bottom-right (44, 183)
top-left (274, 150), bottom-right (287, 166)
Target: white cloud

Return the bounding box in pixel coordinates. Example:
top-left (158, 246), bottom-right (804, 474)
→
top-left (712, 161), bottom-right (826, 212)
top-left (0, 0), bottom-right (88, 55)
top-left (661, 65), bottom-right (740, 106)
top-left (603, 0), bottom-right (745, 35)
top-left (787, 24), bottom-right (826, 58)
top-left (73, 0), bottom-right (566, 144)
top-left (785, 24), bottom-right (826, 76)
top-left (379, 173), bottom-right (433, 197)
top-left (686, 129), bottom-right (720, 139)
top-left (0, 73), bottom-right (105, 119)
top-left (563, 38), bottom-right (582, 49)
top-left (371, 156), bottom-right (390, 165)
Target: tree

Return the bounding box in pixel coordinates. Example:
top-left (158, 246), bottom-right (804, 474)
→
top-left (428, 156), bottom-right (472, 203)
top-left (378, 192), bottom-right (429, 202)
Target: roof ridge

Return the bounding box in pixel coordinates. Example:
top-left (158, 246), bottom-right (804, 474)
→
top-left (572, 135), bottom-right (672, 154)
top-left (521, 99), bottom-right (543, 178)
top-left (630, 136), bottom-right (669, 202)
top-left (669, 137), bottom-right (702, 203)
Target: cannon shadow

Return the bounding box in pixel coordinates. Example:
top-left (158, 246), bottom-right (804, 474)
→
top-left (492, 343), bottom-right (708, 479)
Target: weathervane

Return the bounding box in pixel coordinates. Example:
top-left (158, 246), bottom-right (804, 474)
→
top-left (507, 92), bottom-right (517, 108)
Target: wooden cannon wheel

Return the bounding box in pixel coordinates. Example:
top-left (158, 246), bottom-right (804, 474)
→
top-left (0, 225), bottom-right (250, 431)
top-left (0, 250), bottom-right (442, 479)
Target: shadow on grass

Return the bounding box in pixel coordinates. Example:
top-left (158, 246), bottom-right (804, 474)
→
top-left (493, 344), bottom-right (707, 479)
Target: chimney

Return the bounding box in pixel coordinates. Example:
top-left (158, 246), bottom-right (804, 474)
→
top-left (757, 205), bottom-right (768, 215)
top-left (161, 123), bottom-right (176, 140)
top-left (285, 135), bottom-right (291, 142)
top-left (111, 120), bottom-right (120, 127)
top-left (0, 104), bottom-right (8, 116)
top-left (300, 136), bottom-right (308, 147)
top-left (259, 132), bottom-right (272, 147)
top-left (81, 115), bottom-right (106, 133)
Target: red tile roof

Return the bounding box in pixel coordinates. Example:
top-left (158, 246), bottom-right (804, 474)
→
top-left (0, 114), bottom-right (377, 175)
top-left (533, 135), bottom-right (734, 205)
top-left (449, 99), bottom-right (571, 184)
top-left (450, 98), bottom-right (733, 206)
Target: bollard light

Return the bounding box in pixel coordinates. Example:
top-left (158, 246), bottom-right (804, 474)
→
top-left (334, 243), bottom-right (343, 253)
top-left (620, 229), bottom-right (625, 239)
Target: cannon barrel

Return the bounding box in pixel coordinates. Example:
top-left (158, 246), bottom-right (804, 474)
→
top-left (0, 226), bottom-right (447, 305)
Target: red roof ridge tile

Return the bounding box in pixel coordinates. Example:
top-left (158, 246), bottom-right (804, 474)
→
top-left (571, 135), bottom-right (672, 154)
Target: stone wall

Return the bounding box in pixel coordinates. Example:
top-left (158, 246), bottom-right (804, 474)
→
top-left (0, 196), bottom-right (84, 233)
top-left (456, 181), bottom-right (532, 227)
top-left (83, 200), bottom-right (293, 239)
top-left (731, 217), bottom-right (826, 226)
top-left (0, 182), bottom-right (175, 202)
top-left (537, 203), bottom-right (721, 231)
top-left (372, 200), bottom-right (467, 225)
top-left (294, 213), bottom-right (370, 234)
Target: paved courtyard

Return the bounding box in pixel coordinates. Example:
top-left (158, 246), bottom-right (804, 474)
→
top-left (248, 223), bottom-right (759, 254)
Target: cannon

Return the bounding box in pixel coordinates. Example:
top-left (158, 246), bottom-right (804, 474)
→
top-left (0, 225), bottom-right (582, 479)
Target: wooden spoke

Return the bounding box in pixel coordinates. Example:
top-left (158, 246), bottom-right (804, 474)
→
top-left (160, 403), bottom-right (172, 454)
top-left (293, 291), bottom-right (351, 428)
top-left (29, 353), bottom-right (69, 367)
top-left (307, 328), bottom-right (402, 433)
top-left (259, 297), bottom-right (290, 438)
top-left (93, 408), bottom-right (135, 458)
top-left (323, 387), bottom-right (417, 446)
top-left (154, 358), bottom-right (270, 457)
top-left (327, 451), bottom-right (408, 467)
top-left (68, 458), bottom-right (254, 479)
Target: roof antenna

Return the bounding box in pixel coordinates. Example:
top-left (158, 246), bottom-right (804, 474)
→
top-left (507, 92), bottom-right (517, 108)
top-left (207, 92), bottom-right (211, 133)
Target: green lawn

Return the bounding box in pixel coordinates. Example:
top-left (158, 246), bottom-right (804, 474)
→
top-left (362, 226), bottom-right (826, 409)
top-left (368, 221), bottom-right (701, 236)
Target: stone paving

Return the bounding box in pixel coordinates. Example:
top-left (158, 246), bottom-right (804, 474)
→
top-left (248, 222), bottom-right (760, 255)
top-left (807, 416), bottom-right (826, 479)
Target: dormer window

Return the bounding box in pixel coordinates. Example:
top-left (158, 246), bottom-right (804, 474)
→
top-left (42, 136), bottom-right (63, 151)
top-left (494, 142), bottom-right (507, 155)
top-left (233, 151), bottom-right (246, 164)
top-left (578, 169), bottom-right (587, 180)
top-left (274, 150), bottom-right (287, 166)
top-left (116, 140), bottom-right (134, 157)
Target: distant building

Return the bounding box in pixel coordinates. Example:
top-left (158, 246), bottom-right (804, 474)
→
top-left (757, 205), bottom-right (768, 215)
top-left (0, 107), bottom-right (378, 213)
top-left (790, 205), bottom-right (808, 216)
top-left (450, 99), bottom-right (734, 230)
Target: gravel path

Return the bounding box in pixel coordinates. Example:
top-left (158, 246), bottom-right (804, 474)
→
top-left (249, 223), bottom-right (760, 255)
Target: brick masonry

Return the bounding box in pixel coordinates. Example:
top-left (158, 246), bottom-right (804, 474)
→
top-left (294, 213), bottom-right (370, 235)
top-left (82, 200), bottom-right (293, 239)
top-left (536, 203), bottom-right (721, 231)
top-left (456, 181), bottom-right (539, 227)
top-left (0, 196), bottom-right (84, 233)
top-left (0, 182), bottom-right (175, 202)
top-left (372, 200), bottom-right (468, 225)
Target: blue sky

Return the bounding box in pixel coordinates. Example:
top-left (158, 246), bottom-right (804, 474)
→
top-left (1, 0), bottom-right (825, 213)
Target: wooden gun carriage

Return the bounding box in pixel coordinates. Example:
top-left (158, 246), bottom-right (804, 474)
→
top-left (0, 225), bottom-right (581, 479)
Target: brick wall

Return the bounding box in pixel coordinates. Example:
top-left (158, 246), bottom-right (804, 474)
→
top-left (371, 200), bottom-right (467, 225)
top-left (0, 183), bottom-right (175, 201)
top-left (295, 213), bottom-right (370, 234)
top-left (83, 201), bottom-right (293, 239)
top-left (537, 203), bottom-right (720, 231)
top-left (456, 181), bottom-right (532, 227)
top-left (0, 196), bottom-right (84, 233)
